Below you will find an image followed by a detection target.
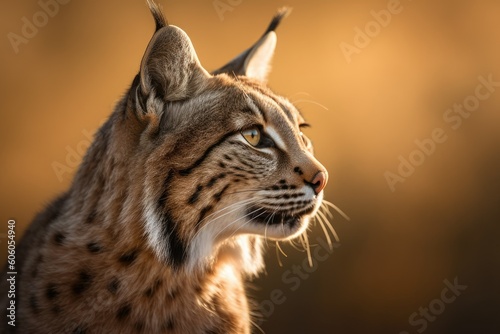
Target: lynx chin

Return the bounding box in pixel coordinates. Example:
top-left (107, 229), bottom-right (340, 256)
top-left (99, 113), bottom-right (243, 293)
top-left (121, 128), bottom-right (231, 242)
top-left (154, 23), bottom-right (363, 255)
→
top-left (1, 1), bottom-right (340, 333)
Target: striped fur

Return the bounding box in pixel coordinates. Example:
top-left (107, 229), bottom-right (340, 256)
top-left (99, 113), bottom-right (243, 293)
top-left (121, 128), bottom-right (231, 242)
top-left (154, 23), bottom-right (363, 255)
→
top-left (0, 2), bottom-right (328, 333)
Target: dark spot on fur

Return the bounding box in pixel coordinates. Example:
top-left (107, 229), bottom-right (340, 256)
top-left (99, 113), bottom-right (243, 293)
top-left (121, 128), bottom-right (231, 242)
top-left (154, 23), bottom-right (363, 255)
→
top-left (46, 283), bottom-right (59, 300)
top-left (53, 232), bottom-right (65, 245)
top-left (144, 279), bottom-right (163, 298)
top-left (207, 176), bottom-right (218, 188)
top-left (272, 185), bottom-right (280, 191)
top-left (236, 157), bottom-right (255, 169)
top-left (281, 185), bottom-right (289, 190)
top-left (85, 210), bottom-right (97, 224)
top-left (195, 285), bottom-right (203, 294)
top-left (279, 179), bottom-right (287, 184)
top-left (168, 288), bottom-right (178, 300)
top-left (119, 250), bottom-right (138, 265)
top-left (232, 166), bottom-right (245, 172)
top-left (213, 184), bottom-right (230, 202)
top-left (72, 326), bottom-right (87, 334)
top-left (117, 304), bottom-right (131, 321)
top-left (188, 185), bottom-right (203, 205)
top-left (108, 278), bottom-right (120, 294)
top-left (207, 173), bottom-right (226, 188)
top-left (294, 167), bottom-right (303, 175)
top-left (72, 271), bottom-right (93, 295)
top-left (223, 154), bottom-right (233, 161)
top-left (219, 162), bottom-right (226, 168)
top-left (290, 185), bottom-right (297, 190)
top-left (29, 294), bottom-right (39, 314)
top-left (134, 321), bottom-right (145, 332)
top-left (196, 205), bottom-right (213, 229)
top-left (86, 242), bottom-right (102, 253)
top-left (163, 317), bottom-right (175, 330)
top-left (31, 255), bottom-right (43, 278)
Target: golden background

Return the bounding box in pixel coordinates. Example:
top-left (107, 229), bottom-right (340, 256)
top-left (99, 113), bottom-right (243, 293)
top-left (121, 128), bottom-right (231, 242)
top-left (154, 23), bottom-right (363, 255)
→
top-left (1, 0), bottom-right (499, 333)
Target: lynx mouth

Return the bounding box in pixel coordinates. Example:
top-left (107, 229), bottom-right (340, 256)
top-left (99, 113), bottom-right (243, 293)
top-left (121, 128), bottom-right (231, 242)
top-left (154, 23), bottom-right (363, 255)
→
top-left (246, 204), bottom-right (317, 229)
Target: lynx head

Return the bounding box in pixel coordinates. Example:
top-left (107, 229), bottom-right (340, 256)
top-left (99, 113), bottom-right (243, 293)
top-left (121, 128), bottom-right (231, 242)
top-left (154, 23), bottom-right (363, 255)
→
top-left (116, 2), bottom-right (328, 272)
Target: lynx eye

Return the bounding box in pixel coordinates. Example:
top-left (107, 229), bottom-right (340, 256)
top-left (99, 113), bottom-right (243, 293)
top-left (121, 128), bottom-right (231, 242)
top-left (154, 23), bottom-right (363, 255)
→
top-left (299, 123), bottom-right (311, 147)
top-left (241, 127), bottom-right (261, 146)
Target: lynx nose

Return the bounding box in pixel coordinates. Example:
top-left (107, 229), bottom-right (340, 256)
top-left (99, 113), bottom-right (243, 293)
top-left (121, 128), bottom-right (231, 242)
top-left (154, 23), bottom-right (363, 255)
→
top-left (308, 171), bottom-right (328, 195)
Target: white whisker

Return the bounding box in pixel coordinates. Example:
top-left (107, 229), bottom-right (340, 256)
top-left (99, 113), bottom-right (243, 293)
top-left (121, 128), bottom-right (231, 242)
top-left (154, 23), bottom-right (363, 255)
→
top-left (320, 202), bottom-right (334, 220)
top-left (322, 200), bottom-right (350, 221)
top-left (191, 197), bottom-right (261, 241)
top-left (314, 214), bottom-right (332, 250)
top-left (217, 206), bottom-right (266, 240)
top-left (275, 241), bottom-right (283, 267)
top-left (304, 232), bottom-right (312, 267)
top-left (292, 99), bottom-right (329, 111)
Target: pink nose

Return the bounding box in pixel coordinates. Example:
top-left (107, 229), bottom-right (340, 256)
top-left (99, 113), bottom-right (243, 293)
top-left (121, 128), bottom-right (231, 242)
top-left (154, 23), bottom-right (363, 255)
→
top-left (310, 171), bottom-right (327, 195)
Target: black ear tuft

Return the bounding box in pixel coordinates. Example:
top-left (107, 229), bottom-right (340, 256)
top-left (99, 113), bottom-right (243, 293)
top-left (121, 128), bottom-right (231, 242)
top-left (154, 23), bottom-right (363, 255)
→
top-left (212, 7), bottom-right (291, 82)
top-left (147, 0), bottom-right (168, 31)
top-left (263, 7), bottom-right (292, 37)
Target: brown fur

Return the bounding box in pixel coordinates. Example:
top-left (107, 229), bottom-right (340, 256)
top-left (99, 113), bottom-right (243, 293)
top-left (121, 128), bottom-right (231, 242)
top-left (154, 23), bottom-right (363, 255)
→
top-left (1, 2), bottom-right (328, 333)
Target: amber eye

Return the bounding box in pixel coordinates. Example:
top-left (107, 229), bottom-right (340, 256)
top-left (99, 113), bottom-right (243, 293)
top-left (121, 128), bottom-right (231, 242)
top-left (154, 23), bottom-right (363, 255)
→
top-left (241, 127), bottom-right (261, 146)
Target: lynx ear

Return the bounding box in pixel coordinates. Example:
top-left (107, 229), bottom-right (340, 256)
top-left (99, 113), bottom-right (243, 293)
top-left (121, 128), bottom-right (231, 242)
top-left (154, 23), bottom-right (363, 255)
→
top-left (212, 8), bottom-right (290, 83)
top-left (140, 4), bottom-right (209, 102)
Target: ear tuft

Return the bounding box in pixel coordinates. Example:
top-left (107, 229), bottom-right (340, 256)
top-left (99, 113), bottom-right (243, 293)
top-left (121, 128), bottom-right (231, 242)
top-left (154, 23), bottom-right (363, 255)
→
top-left (265, 7), bottom-right (292, 35)
top-left (147, 0), bottom-right (168, 31)
top-left (212, 7), bottom-right (291, 82)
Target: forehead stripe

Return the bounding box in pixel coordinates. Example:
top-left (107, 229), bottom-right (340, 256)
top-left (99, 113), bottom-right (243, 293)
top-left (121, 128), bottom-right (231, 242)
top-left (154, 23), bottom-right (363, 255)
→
top-left (245, 96), bottom-right (267, 123)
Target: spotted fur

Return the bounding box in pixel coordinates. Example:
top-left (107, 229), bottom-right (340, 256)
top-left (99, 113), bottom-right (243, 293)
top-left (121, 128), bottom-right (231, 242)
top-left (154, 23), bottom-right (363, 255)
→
top-left (0, 1), bottom-right (328, 333)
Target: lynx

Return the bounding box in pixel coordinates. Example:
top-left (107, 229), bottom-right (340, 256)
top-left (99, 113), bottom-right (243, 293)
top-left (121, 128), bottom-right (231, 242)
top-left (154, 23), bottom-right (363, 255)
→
top-left (1, 1), bottom-right (335, 333)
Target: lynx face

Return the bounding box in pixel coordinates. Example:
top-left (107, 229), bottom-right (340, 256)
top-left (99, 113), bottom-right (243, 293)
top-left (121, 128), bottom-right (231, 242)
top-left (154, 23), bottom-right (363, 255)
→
top-left (124, 5), bottom-right (328, 270)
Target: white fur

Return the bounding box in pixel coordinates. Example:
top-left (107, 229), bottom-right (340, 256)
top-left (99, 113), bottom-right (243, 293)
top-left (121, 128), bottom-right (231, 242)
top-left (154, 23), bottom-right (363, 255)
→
top-left (265, 125), bottom-right (286, 150)
top-left (142, 187), bottom-right (170, 264)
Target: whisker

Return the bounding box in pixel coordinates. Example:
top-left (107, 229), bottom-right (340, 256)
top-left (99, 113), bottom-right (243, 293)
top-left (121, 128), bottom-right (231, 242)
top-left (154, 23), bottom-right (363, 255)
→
top-left (191, 197), bottom-right (261, 241)
top-left (264, 208), bottom-right (279, 246)
top-left (292, 99), bottom-right (329, 111)
top-left (304, 232), bottom-right (312, 267)
top-left (317, 209), bottom-right (340, 243)
top-left (250, 318), bottom-right (265, 334)
top-left (200, 197), bottom-right (257, 225)
top-left (225, 188), bottom-right (265, 196)
top-left (276, 241), bottom-right (287, 258)
top-left (298, 233), bottom-right (313, 267)
top-left (322, 200), bottom-right (350, 221)
top-left (275, 241), bottom-right (283, 267)
top-left (289, 238), bottom-right (305, 252)
top-left (320, 203), bottom-right (334, 220)
top-left (314, 214), bottom-right (332, 250)
top-left (219, 206), bottom-right (267, 240)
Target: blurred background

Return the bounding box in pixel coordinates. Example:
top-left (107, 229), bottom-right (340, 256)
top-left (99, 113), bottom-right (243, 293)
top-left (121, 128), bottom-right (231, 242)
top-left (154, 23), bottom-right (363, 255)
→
top-left (1, 0), bottom-right (499, 333)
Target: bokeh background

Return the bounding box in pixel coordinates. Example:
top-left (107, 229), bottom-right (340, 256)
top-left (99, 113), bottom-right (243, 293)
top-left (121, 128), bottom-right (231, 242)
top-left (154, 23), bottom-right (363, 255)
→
top-left (1, 0), bottom-right (500, 333)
